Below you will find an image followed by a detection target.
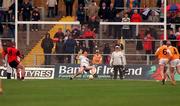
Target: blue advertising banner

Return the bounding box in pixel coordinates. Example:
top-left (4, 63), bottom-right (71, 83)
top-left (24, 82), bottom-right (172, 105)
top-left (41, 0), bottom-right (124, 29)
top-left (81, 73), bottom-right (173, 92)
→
top-left (54, 64), bottom-right (180, 80)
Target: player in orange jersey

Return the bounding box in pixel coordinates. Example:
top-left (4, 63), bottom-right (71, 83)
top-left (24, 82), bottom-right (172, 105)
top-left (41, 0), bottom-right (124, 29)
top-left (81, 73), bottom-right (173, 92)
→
top-left (167, 41), bottom-right (180, 85)
top-left (3, 42), bottom-right (25, 80)
top-left (155, 40), bottom-right (172, 85)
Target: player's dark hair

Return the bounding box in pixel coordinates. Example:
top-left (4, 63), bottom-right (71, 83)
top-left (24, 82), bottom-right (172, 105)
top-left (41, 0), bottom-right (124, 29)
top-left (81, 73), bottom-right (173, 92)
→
top-left (82, 49), bottom-right (88, 54)
top-left (162, 40), bottom-right (167, 45)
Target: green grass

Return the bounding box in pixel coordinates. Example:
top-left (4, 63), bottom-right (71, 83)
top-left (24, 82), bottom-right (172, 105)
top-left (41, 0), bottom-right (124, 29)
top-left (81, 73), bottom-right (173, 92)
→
top-left (0, 80), bottom-right (180, 106)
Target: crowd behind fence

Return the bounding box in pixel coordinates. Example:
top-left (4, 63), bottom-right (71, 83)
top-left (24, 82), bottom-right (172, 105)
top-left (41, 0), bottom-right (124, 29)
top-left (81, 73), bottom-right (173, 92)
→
top-left (28, 39), bottom-right (180, 66)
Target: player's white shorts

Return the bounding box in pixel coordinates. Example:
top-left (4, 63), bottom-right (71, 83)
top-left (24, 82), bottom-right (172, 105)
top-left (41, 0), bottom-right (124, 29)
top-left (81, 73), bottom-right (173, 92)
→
top-left (170, 59), bottom-right (180, 67)
top-left (159, 59), bottom-right (169, 65)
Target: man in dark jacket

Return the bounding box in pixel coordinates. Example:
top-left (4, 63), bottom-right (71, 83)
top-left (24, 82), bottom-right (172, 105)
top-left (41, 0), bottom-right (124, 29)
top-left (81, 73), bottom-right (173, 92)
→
top-left (21, 0), bottom-right (32, 21)
top-left (114, 12), bottom-right (122, 39)
top-left (99, 0), bottom-right (111, 9)
top-left (21, 0), bottom-right (32, 30)
top-left (41, 33), bottom-right (54, 65)
top-left (55, 39), bottom-right (64, 63)
top-left (98, 2), bottom-right (109, 21)
top-left (32, 7), bottom-right (40, 31)
top-left (64, 35), bottom-right (77, 63)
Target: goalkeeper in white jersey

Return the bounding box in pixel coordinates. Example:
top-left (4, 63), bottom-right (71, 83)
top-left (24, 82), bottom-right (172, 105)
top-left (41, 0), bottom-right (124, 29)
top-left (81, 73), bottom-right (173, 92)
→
top-left (70, 50), bottom-right (96, 80)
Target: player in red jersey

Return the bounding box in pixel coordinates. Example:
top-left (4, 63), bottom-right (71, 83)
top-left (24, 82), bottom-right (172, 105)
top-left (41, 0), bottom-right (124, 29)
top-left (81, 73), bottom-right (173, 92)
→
top-left (3, 42), bottom-right (25, 80)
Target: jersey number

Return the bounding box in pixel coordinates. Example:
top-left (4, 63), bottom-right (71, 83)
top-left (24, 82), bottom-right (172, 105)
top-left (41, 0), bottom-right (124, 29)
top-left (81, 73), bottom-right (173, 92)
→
top-left (163, 49), bottom-right (167, 55)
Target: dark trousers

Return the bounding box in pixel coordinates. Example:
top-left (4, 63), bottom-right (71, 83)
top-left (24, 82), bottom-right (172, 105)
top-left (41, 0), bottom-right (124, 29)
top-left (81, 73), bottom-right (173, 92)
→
top-left (109, 25), bottom-right (114, 36)
top-left (55, 0), bottom-right (59, 16)
top-left (113, 65), bottom-right (124, 79)
top-left (22, 14), bottom-right (30, 30)
top-left (65, 2), bottom-right (73, 16)
top-left (56, 54), bottom-right (64, 63)
top-left (114, 26), bottom-right (122, 39)
top-left (66, 55), bottom-right (71, 63)
top-left (48, 7), bottom-right (55, 17)
top-left (122, 29), bottom-right (131, 39)
top-left (45, 54), bottom-right (51, 65)
top-left (146, 50), bottom-right (152, 60)
top-left (32, 24), bottom-right (39, 30)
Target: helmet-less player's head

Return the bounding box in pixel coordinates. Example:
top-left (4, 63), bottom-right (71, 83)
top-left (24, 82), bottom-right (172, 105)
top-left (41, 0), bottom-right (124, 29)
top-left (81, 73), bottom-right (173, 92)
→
top-left (166, 41), bottom-right (171, 47)
top-left (162, 40), bottom-right (167, 45)
top-left (82, 50), bottom-right (88, 57)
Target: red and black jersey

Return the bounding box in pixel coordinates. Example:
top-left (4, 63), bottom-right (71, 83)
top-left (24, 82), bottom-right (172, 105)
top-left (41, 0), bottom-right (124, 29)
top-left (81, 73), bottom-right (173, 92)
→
top-left (4, 47), bottom-right (21, 63)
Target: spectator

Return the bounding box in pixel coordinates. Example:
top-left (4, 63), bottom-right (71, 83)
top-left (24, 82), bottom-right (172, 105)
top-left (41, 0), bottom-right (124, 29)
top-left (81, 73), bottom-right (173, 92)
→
top-left (64, 35), bottom-right (77, 63)
top-left (114, 12), bottom-right (122, 39)
top-left (92, 50), bottom-right (102, 64)
top-left (131, 9), bottom-right (142, 38)
top-left (41, 33), bottom-right (54, 65)
top-left (99, 0), bottom-right (111, 9)
top-left (108, 3), bottom-right (116, 21)
top-left (72, 26), bottom-right (81, 38)
top-left (98, 2), bottom-right (109, 21)
top-left (130, 9), bottom-right (142, 22)
top-left (8, 15), bottom-right (15, 38)
top-left (88, 16), bottom-right (99, 33)
top-left (147, 11), bottom-right (160, 22)
top-left (55, 0), bottom-right (59, 16)
top-left (8, 2), bottom-right (15, 21)
top-left (55, 38), bottom-right (64, 63)
top-left (75, 41), bottom-right (81, 53)
top-left (54, 28), bottom-right (64, 40)
top-left (108, 3), bottom-right (116, 37)
top-left (176, 34), bottom-right (180, 53)
top-left (122, 13), bottom-right (131, 39)
top-left (64, 0), bottom-right (74, 16)
top-left (0, 23), bottom-right (3, 37)
top-left (136, 34), bottom-right (143, 60)
top-left (157, 0), bottom-right (163, 8)
top-left (175, 27), bottom-right (180, 36)
top-left (47, 0), bottom-right (57, 17)
top-left (168, 29), bottom-right (176, 47)
top-left (126, 0), bottom-right (141, 11)
top-left (18, 0), bottom-right (23, 20)
top-left (64, 29), bottom-right (71, 42)
top-left (110, 45), bottom-right (126, 79)
top-left (143, 33), bottom-right (153, 60)
top-left (78, 0), bottom-right (85, 7)
top-left (21, 0), bottom-right (32, 21)
top-left (80, 42), bottom-right (88, 52)
top-left (114, 0), bottom-right (124, 12)
top-left (76, 3), bottom-right (85, 24)
top-left (80, 27), bottom-right (96, 54)
top-left (2, 0), bottom-right (14, 22)
top-left (32, 7), bottom-right (40, 31)
top-left (103, 43), bottom-right (111, 64)
top-left (167, 11), bottom-right (179, 23)
top-left (21, 0), bottom-right (32, 30)
top-left (80, 27), bottom-right (96, 39)
top-left (87, 0), bottom-right (98, 20)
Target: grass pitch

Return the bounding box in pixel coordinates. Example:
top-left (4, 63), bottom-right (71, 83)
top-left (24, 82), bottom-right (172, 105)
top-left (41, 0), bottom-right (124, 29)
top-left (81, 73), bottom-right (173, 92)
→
top-left (0, 80), bottom-right (180, 106)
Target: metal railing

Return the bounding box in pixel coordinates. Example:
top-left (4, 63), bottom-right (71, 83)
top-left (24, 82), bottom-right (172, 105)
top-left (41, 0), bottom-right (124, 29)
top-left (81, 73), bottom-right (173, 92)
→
top-left (26, 39), bottom-right (180, 66)
top-left (31, 53), bottom-right (156, 66)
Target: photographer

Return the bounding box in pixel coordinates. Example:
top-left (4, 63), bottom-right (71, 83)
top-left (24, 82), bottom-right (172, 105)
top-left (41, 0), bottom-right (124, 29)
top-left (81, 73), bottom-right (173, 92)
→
top-left (110, 45), bottom-right (126, 79)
